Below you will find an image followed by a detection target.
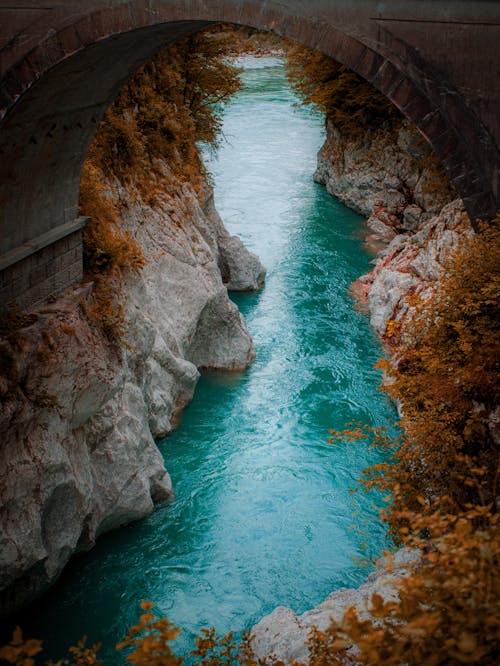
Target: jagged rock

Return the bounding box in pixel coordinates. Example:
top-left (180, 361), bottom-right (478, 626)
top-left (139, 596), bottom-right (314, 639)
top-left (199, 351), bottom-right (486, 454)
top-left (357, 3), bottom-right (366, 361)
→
top-left (314, 119), bottom-right (454, 230)
top-left (314, 117), bottom-right (470, 336)
top-left (366, 213), bottom-right (397, 243)
top-left (413, 170), bottom-right (452, 214)
top-left (368, 268), bottom-right (419, 335)
top-left (402, 204), bottom-right (424, 231)
top-left (363, 200), bottom-right (470, 334)
top-left (0, 176), bottom-right (264, 616)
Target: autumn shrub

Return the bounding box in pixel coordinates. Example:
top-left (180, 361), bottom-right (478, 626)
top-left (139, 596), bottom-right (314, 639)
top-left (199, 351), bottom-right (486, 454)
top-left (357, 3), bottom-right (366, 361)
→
top-left (4, 228), bottom-right (497, 662)
top-left (0, 603), bottom-right (258, 666)
top-left (285, 44), bottom-right (401, 136)
top-left (5, 34), bottom-right (498, 666)
top-left (82, 27), bottom-right (242, 199)
top-left (373, 221), bottom-right (499, 522)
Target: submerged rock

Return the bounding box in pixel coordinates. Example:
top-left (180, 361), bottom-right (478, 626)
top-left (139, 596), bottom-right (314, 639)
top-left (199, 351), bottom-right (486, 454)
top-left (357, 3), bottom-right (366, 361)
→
top-left (0, 178), bottom-right (265, 616)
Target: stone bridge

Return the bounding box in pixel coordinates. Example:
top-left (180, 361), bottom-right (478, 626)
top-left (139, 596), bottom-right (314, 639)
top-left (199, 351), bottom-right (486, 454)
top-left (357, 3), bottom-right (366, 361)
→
top-left (0, 0), bottom-right (499, 311)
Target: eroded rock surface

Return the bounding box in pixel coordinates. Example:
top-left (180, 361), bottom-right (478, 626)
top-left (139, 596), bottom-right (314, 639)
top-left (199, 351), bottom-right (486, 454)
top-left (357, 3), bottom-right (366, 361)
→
top-left (0, 181), bottom-right (265, 615)
top-left (315, 119), bottom-right (471, 336)
top-left (356, 199), bottom-right (470, 337)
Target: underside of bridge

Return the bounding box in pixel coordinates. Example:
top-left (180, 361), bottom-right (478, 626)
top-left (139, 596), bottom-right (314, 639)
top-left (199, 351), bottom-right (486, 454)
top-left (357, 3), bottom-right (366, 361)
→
top-left (0, 0), bottom-right (499, 311)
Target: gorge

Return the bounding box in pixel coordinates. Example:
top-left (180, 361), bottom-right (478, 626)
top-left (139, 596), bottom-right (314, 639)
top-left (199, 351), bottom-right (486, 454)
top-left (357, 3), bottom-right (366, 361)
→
top-left (3, 55), bottom-right (400, 661)
top-left (1, 22), bottom-right (498, 666)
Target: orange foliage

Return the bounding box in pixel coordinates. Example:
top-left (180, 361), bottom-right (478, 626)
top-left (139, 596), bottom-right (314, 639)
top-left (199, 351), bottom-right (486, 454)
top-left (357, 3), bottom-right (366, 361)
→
top-left (318, 221), bottom-right (500, 664)
top-left (115, 602), bottom-right (183, 666)
top-left (285, 44), bottom-right (401, 135)
top-left (0, 627), bottom-right (42, 666)
top-left (285, 44), bottom-right (455, 202)
top-left (5, 36), bottom-right (499, 666)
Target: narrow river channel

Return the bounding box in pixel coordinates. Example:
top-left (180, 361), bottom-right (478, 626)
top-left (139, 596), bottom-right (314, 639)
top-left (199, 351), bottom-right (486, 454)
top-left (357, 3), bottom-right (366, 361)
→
top-left (16, 57), bottom-right (396, 662)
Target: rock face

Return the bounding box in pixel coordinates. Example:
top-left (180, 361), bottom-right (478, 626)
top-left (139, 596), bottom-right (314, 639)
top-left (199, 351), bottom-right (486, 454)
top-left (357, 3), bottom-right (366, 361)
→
top-left (315, 119), bottom-right (454, 225)
top-left (355, 199), bottom-right (471, 337)
top-left (251, 120), bottom-right (471, 663)
top-left (0, 180), bottom-right (265, 616)
top-left (315, 120), bottom-right (471, 337)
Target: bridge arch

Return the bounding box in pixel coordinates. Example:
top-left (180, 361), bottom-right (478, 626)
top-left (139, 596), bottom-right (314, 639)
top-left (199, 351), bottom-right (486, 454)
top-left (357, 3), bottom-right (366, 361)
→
top-left (0, 1), bottom-right (499, 310)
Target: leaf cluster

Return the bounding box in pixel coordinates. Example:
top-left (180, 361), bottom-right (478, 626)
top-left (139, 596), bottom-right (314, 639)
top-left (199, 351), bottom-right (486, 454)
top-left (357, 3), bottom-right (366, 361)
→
top-left (285, 44), bottom-right (401, 135)
top-left (0, 604), bottom-right (258, 666)
top-left (84, 28), bottom-right (242, 196)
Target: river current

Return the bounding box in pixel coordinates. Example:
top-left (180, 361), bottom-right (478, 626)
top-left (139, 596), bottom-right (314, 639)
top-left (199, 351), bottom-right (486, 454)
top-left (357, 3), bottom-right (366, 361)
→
top-left (16, 57), bottom-right (395, 661)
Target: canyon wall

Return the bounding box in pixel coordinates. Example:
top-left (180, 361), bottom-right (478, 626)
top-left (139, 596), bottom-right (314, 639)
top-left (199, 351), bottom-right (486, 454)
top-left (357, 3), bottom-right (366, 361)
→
top-left (315, 119), bottom-right (471, 340)
top-left (0, 178), bottom-right (264, 616)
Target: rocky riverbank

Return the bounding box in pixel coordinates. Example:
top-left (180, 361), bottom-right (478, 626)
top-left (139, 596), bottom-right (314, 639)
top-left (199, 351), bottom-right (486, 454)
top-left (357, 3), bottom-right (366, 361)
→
top-left (252, 120), bottom-right (471, 662)
top-left (0, 176), bottom-right (264, 617)
top-left (252, 550), bottom-right (419, 664)
top-left (315, 119), bottom-right (471, 339)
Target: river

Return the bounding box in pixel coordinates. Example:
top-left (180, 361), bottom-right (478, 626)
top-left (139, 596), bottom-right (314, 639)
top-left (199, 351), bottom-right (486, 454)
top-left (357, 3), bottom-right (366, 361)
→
top-left (14, 57), bottom-right (395, 662)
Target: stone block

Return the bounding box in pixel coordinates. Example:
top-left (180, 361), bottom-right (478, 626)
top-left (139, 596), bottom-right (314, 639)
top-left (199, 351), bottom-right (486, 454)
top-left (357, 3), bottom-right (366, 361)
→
top-left (431, 128), bottom-right (460, 158)
top-left (59, 24), bottom-right (84, 58)
top-left (391, 77), bottom-right (416, 111)
top-left (462, 190), bottom-right (498, 224)
top-left (419, 110), bottom-right (448, 141)
top-left (29, 264), bottom-right (48, 287)
top-left (2, 69), bottom-right (22, 101)
top-left (371, 60), bottom-right (404, 97)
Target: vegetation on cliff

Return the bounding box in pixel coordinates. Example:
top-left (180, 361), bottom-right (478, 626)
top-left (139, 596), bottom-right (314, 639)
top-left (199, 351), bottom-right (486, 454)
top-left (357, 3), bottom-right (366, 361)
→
top-left (4, 170), bottom-right (498, 666)
top-left (285, 44), bottom-right (401, 136)
top-left (2, 37), bottom-right (498, 666)
top-left (80, 28), bottom-right (243, 339)
top-left (285, 44), bottom-right (455, 208)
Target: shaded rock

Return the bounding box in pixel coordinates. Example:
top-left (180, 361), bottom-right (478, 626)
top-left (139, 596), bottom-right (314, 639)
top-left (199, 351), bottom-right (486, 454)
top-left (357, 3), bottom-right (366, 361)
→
top-left (402, 204), bottom-right (424, 231)
top-left (366, 213), bottom-right (397, 243)
top-left (368, 268), bottom-right (419, 335)
top-left (314, 119), bottom-right (455, 237)
top-left (203, 194), bottom-right (266, 291)
top-left (361, 200), bottom-right (470, 334)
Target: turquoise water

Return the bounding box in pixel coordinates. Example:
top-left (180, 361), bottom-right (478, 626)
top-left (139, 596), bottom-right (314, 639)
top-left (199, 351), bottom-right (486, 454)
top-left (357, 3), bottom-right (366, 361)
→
top-left (12, 58), bottom-right (395, 661)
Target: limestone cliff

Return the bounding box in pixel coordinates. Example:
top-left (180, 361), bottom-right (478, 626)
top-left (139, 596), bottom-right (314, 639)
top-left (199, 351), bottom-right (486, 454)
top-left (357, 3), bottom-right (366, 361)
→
top-left (0, 180), bottom-right (265, 616)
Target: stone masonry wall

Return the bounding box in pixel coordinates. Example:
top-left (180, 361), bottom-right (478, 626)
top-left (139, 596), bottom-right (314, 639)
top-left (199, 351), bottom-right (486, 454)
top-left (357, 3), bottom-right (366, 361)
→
top-left (0, 227), bottom-right (85, 315)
